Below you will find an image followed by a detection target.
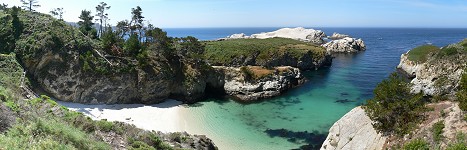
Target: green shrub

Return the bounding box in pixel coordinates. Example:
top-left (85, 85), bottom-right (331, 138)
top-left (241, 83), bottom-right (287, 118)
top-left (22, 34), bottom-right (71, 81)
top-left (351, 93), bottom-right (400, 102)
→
top-left (4, 100), bottom-right (19, 112)
top-left (432, 121), bottom-right (445, 143)
top-left (407, 45), bottom-right (440, 63)
top-left (364, 73), bottom-right (426, 136)
top-left (457, 71), bottom-right (467, 111)
top-left (129, 141), bottom-right (156, 150)
top-left (446, 143), bottom-right (467, 150)
top-left (403, 138), bottom-right (429, 150)
top-left (95, 119), bottom-right (114, 132)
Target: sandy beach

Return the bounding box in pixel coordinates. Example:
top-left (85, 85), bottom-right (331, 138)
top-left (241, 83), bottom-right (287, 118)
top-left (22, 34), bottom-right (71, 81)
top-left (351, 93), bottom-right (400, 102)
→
top-left (58, 100), bottom-right (189, 133)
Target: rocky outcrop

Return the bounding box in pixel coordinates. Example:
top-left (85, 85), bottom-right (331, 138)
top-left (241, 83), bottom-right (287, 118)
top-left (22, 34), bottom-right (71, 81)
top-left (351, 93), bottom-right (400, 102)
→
top-left (329, 33), bottom-right (350, 40)
top-left (222, 51), bottom-right (332, 71)
top-left (322, 37), bottom-right (366, 53)
top-left (397, 46), bottom-right (467, 97)
top-left (224, 27), bottom-right (327, 45)
top-left (213, 66), bottom-right (305, 102)
top-left (156, 131), bottom-right (217, 150)
top-left (20, 50), bottom-right (215, 104)
top-left (320, 107), bottom-right (387, 150)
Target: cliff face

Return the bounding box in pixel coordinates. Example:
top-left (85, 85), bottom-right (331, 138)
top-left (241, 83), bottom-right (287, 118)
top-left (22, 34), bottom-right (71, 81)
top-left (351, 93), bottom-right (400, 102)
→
top-left (22, 50), bottom-right (213, 104)
top-left (320, 107), bottom-right (387, 150)
top-left (226, 51), bottom-right (333, 71)
top-left (213, 66), bottom-right (305, 102)
top-left (397, 44), bottom-right (467, 97)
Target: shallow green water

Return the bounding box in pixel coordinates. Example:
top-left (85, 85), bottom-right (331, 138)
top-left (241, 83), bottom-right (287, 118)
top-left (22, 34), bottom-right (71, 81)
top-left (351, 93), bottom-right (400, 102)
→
top-left (181, 59), bottom-right (364, 149)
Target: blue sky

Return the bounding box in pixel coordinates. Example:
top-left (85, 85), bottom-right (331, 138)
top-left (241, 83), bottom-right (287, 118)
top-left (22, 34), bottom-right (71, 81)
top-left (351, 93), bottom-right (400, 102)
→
top-left (3, 0), bottom-right (467, 28)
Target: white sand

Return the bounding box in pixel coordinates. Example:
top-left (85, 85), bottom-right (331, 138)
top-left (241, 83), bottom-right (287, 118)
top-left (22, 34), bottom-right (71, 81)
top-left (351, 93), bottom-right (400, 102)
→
top-left (57, 100), bottom-right (188, 133)
top-left (57, 100), bottom-right (238, 149)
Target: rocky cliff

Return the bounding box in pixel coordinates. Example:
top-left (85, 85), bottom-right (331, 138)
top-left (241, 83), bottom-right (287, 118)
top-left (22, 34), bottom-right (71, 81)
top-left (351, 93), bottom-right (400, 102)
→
top-left (213, 66), bottom-right (305, 102)
top-left (397, 43), bottom-right (467, 97)
top-left (6, 10), bottom-right (312, 104)
top-left (321, 40), bottom-right (467, 150)
top-left (320, 107), bottom-right (387, 150)
top-left (223, 27), bottom-right (327, 45)
top-left (223, 28), bottom-right (367, 53)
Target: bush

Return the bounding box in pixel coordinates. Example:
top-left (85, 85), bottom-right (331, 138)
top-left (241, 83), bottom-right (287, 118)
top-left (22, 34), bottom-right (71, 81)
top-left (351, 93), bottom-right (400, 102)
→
top-left (129, 141), bottom-right (155, 150)
top-left (124, 34), bottom-right (142, 57)
top-left (364, 73), bottom-right (426, 136)
top-left (403, 138), bottom-right (429, 150)
top-left (95, 119), bottom-right (114, 132)
top-left (457, 71), bottom-right (467, 111)
top-left (432, 121), bottom-right (445, 143)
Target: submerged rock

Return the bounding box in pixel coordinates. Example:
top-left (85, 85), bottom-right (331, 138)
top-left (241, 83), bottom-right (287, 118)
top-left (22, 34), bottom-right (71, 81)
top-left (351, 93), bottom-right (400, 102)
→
top-left (322, 37), bottom-right (366, 53)
top-left (320, 107), bottom-right (387, 150)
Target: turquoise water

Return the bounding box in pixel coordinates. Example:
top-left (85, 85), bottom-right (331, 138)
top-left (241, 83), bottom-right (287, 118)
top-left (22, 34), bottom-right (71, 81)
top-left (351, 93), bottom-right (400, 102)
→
top-left (166, 28), bottom-right (467, 149)
top-left (182, 54), bottom-right (363, 149)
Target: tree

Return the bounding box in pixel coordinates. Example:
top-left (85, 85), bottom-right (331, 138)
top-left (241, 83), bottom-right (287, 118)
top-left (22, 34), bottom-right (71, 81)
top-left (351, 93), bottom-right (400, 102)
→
top-left (116, 20), bottom-right (129, 39)
top-left (95, 2), bottom-right (110, 38)
top-left (49, 8), bottom-right (64, 20)
top-left (0, 3), bottom-right (8, 10)
top-left (173, 36), bottom-right (205, 59)
top-left (130, 6), bottom-right (144, 40)
top-left (20, 0), bottom-right (40, 12)
top-left (364, 73), bottom-right (426, 136)
top-left (101, 25), bottom-right (123, 55)
top-left (78, 10), bottom-right (96, 38)
top-left (124, 34), bottom-right (142, 57)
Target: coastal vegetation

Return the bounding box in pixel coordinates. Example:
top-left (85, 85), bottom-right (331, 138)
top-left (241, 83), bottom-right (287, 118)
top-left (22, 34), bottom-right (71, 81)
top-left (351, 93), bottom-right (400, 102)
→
top-left (0, 2), bottom-right (218, 149)
top-left (364, 73), bottom-right (426, 136)
top-left (457, 70), bottom-right (467, 111)
top-left (204, 38), bottom-right (327, 66)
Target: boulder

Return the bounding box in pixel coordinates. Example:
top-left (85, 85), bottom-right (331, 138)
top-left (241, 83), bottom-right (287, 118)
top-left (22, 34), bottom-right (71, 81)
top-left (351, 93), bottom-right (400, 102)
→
top-left (322, 37), bottom-right (366, 53)
top-left (320, 107), bottom-right (386, 150)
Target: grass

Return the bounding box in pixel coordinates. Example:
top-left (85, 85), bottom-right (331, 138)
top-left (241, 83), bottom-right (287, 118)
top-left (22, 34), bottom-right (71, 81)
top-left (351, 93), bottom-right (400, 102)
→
top-left (432, 121), bottom-right (445, 143)
top-left (403, 138), bottom-right (429, 150)
top-left (204, 38), bottom-right (326, 65)
top-left (407, 45), bottom-right (440, 63)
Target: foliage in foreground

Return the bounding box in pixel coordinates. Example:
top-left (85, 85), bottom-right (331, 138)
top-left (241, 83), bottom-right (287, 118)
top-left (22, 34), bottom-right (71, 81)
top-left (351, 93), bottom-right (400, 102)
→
top-left (457, 70), bottom-right (467, 111)
top-left (364, 73), bottom-right (426, 136)
top-left (403, 138), bottom-right (430, 150)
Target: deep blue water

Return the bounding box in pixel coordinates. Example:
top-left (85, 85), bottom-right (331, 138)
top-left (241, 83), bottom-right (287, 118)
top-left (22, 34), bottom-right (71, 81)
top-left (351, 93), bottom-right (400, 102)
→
top-left (165, 27), bottom-right (467, 100)
top-left (162, 28), bottom-right (467, 149)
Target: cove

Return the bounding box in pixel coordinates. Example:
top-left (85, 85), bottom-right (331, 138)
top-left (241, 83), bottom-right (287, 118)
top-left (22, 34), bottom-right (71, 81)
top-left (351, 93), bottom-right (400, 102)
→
top-left (62, 28), bottom-right (467, 150)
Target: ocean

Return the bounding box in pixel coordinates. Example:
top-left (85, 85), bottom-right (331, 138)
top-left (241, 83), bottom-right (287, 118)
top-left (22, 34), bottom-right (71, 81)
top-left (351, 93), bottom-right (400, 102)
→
top-left (160, 28), bottom-right (467, 149)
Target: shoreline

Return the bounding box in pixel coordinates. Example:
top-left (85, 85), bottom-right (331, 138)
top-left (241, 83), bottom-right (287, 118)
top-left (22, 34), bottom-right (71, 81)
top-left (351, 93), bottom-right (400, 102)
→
top-left (57, 100), bottom-right (186, 133)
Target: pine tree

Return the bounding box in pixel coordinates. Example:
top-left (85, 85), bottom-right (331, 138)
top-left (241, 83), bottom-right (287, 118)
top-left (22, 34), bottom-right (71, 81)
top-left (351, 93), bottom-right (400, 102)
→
top-left (49, 8), bottom-right (64, 20)
top-left (20, 0), bottom-right (40, 12)
top-left (95, 2), bottom-right (111, 38)
top-left (78, 10), bottom-right (96, 38)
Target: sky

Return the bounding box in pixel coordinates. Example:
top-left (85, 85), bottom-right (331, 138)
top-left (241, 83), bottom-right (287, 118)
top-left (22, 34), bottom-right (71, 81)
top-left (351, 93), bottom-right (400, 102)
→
top-left (3, 0), bottom-right (467, 28)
